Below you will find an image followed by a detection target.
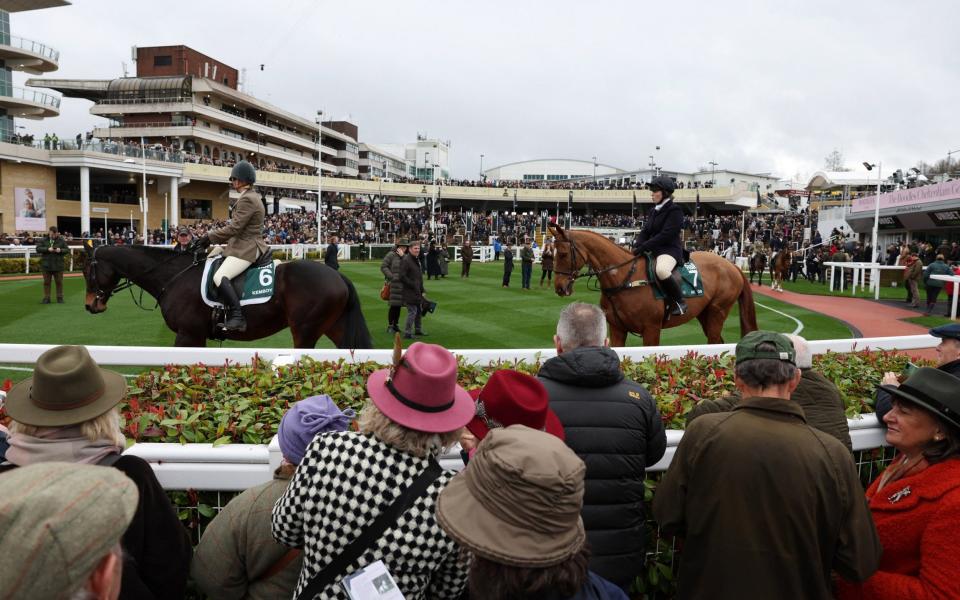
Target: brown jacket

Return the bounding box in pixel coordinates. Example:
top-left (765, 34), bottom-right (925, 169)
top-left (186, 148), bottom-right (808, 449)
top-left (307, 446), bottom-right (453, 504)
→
top-left (685, 369), bottom-right (853, 452)
top-left (655, 396), bottom-right (881, 600)
top-left (208, 188), bottom-right (269, 262)
top-left (903, 258), bottom-right (922, 282)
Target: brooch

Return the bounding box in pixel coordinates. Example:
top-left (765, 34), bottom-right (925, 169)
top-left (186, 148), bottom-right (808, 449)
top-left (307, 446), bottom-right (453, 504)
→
top-left (888, 486), bottom-right (912, 503)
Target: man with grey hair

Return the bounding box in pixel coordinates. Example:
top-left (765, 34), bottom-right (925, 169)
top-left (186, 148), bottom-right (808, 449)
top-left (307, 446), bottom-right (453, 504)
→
top-left (654, 331), bottom-right (880, 600)
top-left (537, 302), bottom-right (666, 589)
top-left (686, 333), bottom-right (852, 451)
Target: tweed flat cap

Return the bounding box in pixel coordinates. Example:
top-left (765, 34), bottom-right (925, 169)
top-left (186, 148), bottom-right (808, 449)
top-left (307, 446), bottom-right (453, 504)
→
top-left (0, 462), bottom-right (138, 599)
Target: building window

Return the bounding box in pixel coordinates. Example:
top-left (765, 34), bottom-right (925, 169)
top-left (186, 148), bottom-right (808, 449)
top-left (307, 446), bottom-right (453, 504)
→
top-left (523, 174), bottom-right (545, 181)
top-left (153, 55), bottom-right (173, 67)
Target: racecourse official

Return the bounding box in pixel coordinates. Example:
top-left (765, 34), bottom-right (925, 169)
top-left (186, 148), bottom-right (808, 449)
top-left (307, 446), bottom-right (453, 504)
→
top-left (37, 225), bottom-right (69, 304)
top-left (194, 160), bottom-right (268, 332)
top-left (633, 176), bottom-right (687, 316)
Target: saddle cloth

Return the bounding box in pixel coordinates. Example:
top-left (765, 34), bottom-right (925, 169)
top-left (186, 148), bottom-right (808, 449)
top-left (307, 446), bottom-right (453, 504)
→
top-left (201, 256), bottom-right (276, 308)
top-left (647, 257), bottom-right (706, 300)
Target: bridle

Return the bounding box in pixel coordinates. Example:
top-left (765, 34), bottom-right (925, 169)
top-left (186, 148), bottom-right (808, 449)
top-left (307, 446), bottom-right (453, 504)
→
top-left (553, 236), bottom-right (647, 295)
top-left (86, 245), bottom-right (203, 310)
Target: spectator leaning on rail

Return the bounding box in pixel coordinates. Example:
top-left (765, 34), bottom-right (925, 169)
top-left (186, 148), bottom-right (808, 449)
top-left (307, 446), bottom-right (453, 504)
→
top-left (194, 160), bottom-right (269, 333)
top-left (272, 341), bottom-right (472, 599)
top-left (37, 225), bottom-right (69, 304)
top-left (537, 302), bottom-right (667, 590)
top-left (922, 253), bottom-right (953, 316)
top-left (171, 225), bottom-right (193, 253)
top-left (685, 333), bottom-right (853, 452)
top-left (836, 367), bottom-right (960, 600)
top-left (0, 462), bottom-right (138, 600)
top-left (876, 323), bottom-right (960, 424)
top-left (632, 176), bottom-right (687, 317)
top-left (380, 238), bottom-right (409, 334)
top-left (653, 331), bottom-right (881, 600)
top-left (192, 394), bottom-right (355, 600)
top-left (436, 426), bottom-right (628, 600)
top-left (0, 345), bottom-right (193, 600)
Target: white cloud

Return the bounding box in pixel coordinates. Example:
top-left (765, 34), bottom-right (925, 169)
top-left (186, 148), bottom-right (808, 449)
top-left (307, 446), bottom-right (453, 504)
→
top-left (15, 0), bottom-right (960, 179)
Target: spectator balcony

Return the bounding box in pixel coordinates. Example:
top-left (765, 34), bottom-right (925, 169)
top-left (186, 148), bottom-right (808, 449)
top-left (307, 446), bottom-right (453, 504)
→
top-left (0, 85), bottom-right (60, 118)
top-left (0, 34), bottom-right (59, 74)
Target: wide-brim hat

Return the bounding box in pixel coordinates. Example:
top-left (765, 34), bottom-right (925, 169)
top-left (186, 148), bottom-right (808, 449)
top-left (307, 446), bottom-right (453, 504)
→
top-left (396, 238), bottom-right (410, 247)
top-left (367, 342), bottom-right (473, 433)
top-left (881, 367), bottom-right (960, 430)
top-left (467, 370), bottom-right (564, 441)
top-left (5, 345), bottom-right (127, 427)
top-left (436, 425), bottom-right (586, 567)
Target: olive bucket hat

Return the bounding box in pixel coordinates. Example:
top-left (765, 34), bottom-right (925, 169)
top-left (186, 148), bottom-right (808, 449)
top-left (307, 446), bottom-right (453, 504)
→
top-left (5, 345), bottom-right (127, 427)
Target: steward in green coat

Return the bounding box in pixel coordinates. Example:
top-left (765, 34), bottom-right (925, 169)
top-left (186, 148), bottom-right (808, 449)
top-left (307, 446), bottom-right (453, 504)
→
top-left (36, 226), bottom-right (69, 304)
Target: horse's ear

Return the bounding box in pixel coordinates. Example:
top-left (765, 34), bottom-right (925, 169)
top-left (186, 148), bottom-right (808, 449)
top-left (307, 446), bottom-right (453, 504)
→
top-left (84, 239), bottom-right (96, 255)
top-left (549, 222), bottom-right (565, 240)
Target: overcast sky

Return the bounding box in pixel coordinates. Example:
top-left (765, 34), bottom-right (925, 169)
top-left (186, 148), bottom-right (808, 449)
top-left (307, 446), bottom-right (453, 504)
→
top-left (15, 0), bottom-right (960, 181)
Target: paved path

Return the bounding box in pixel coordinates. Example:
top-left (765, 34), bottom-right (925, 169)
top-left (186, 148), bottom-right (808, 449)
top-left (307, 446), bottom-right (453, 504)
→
top-left (751, 283), bottom-right (937, 360)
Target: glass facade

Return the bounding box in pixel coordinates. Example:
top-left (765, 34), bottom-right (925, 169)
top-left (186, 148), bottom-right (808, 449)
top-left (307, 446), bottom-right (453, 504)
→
top-left (0, 10), bottom-right (13, 142)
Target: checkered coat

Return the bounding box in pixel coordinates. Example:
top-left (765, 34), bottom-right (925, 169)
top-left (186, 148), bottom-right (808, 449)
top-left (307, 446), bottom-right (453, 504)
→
top-left (272, 431), bottom-right (467, 599)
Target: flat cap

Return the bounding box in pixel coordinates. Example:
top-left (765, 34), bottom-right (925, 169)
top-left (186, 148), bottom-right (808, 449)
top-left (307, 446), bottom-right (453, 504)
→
top-left (0, 462), bottom-right (138, 599)
top-left (930, 323), bottom-right (960, 341)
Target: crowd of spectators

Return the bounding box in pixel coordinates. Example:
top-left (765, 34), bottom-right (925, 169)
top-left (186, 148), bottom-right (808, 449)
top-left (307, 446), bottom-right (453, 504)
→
top-left (5, 307), bottom-right (960, 598)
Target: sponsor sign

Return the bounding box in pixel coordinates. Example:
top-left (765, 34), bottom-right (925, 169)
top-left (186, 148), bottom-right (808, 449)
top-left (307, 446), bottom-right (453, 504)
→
top-left (928, 210), bottom-right (960, 228)
top-left (14, 187), bottom-right (46, 231)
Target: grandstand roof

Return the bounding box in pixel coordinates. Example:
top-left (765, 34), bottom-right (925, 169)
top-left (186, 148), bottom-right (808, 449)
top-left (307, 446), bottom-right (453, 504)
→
top-left (806, 170), bottom-right (877, 190)
top-left (486, 158), bottom-right (626, 173)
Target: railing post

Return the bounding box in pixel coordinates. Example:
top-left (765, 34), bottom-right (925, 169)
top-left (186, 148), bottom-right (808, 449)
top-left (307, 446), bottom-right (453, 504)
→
top-left (25, 248), bottom-right (30, 274)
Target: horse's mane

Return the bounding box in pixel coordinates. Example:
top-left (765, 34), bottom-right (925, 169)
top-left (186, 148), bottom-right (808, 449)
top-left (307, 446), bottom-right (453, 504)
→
top-left (565, 229), bottom-right (634, 260)
top-left (102, 244), bottom-right (180, 258)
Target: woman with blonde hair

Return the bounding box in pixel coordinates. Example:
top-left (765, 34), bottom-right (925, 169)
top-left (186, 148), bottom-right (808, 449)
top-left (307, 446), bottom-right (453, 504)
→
top-left (273, 341), bottom-right (473, 599)
top-left (0, 345), bottom-right (192, 600)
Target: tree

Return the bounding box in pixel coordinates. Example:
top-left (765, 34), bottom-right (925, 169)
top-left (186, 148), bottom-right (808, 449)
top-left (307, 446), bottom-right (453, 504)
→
top-left (824, 149), bottom-right (849, 171)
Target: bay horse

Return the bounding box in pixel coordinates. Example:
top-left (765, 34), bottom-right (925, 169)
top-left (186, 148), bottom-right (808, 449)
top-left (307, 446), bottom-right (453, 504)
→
top-left (770, 249), bottom-right (792, 292)
top-left (82, 244), bottom-right (373, 348)
top-left (549, 224), bottom-right (757, 346)
top-left (749, 252), bottom-right (768, 286)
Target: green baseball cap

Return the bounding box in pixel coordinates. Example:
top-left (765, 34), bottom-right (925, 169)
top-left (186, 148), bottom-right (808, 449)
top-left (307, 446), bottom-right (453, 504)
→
top-left (735, 330), bottom-right (796, 365)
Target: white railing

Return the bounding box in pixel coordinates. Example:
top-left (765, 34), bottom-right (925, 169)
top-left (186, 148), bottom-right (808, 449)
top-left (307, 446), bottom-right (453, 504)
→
top-left (118, 414), bottom-right (888, 491)
top-left (0, 335), bottom-right (938, 367)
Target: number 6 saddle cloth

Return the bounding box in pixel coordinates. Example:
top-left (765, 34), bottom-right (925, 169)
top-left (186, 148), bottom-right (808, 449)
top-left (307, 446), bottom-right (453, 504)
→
top-left (200, 254), bottom-right (277, 308)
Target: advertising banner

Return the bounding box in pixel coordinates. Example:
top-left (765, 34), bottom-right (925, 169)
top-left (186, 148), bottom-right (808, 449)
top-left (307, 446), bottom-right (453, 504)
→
top-left (14, 187), bottom-right (46, 231)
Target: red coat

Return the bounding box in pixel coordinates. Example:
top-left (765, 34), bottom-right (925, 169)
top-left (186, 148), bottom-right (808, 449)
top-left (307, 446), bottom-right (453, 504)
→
top-left (836, 458), bottom-right (960, 600)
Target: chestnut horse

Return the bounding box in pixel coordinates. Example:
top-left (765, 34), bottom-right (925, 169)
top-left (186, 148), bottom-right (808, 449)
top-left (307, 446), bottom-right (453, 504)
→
top-left (770, 249), bottom-right (792, 292)
top-left (549, 224), bottom-right (757, 346)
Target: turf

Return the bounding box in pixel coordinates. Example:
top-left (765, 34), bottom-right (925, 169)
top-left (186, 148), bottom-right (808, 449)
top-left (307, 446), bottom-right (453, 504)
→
top-left (0, 261), bottom-right (852, 382)
top-left (774, 276), bottom-right (911, 301)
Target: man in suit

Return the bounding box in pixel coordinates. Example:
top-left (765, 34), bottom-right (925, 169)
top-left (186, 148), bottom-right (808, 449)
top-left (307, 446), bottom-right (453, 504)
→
top-left (502, 242), bottom-right (514, 287)
top-left (324, 235), bottom-right (340, 271)
top-left (461, 239), bottom-right (473, 278)
top-left (632, 176), bottom-right (687, 316)
top-left (37, 225), bottom-right (69, 304)
top-left (195, 160), bottom-right (268, 332)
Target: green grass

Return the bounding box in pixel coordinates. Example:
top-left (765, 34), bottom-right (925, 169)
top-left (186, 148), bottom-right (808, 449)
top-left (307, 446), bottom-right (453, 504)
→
top-left (905, 315), bottom-right (956, 328)
top-left (0, 262), bottom-right (852, 382)
top-left (774, 276), bottom-right (910, 301)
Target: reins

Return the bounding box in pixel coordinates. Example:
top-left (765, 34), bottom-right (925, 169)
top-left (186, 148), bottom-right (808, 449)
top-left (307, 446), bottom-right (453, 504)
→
top-left (88, 246), bottom-right (203, 311)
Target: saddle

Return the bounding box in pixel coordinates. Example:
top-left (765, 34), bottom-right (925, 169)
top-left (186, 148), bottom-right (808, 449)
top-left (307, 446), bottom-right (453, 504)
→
top-left (644, 253), bottom-right (705, 301)
top-left (201, 250), bottom-right (276, 308)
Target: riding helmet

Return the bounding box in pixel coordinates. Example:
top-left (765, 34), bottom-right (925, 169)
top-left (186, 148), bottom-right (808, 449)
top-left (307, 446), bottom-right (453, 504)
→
top-left (229, 160), bottom-right (257, 185)
top-left (648, 175), bottom-right (676, 197)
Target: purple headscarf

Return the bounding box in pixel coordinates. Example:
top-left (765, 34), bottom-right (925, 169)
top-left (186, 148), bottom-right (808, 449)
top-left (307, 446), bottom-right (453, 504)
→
top-left (278, 394), bottom-right (355, 464)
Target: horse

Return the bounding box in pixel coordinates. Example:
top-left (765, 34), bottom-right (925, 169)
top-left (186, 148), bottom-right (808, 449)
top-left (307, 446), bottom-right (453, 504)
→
top-left (82, 243), bottom-right (373, 348)
top-left (770, 249), bottom-right (792, 292)
top-left (549, 224), bottom-right (758, 346)
top-left (749, 252), bottom-right (768, 286)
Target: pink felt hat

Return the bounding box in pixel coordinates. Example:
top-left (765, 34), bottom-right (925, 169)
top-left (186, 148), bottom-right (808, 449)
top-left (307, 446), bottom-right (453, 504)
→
top-left (367, 342), bottom-right (474, 433)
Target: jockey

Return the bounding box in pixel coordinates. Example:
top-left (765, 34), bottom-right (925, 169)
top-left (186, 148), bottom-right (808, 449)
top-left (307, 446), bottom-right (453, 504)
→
top-left (194, 160), bottom-right (268, 332)
top-left (632, 176), bottom-right (687, 316)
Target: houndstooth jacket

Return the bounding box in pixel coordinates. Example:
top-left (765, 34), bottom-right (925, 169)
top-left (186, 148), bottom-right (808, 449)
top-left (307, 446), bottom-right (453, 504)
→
top-left (272, 431), bottom-right (468, 599)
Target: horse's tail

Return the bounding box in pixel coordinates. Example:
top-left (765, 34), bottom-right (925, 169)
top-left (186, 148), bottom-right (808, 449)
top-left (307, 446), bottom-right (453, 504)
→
top-left (335, 273), bottom-right (373, 349)
top-left (738, 268), bottom-right (759, 336)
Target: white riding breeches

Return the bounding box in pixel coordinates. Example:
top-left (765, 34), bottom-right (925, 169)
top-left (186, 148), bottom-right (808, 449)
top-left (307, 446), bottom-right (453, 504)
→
top-left (655, 254), bottom-right (677, 280)
top-left (213, 256), bottom-right (252, 286)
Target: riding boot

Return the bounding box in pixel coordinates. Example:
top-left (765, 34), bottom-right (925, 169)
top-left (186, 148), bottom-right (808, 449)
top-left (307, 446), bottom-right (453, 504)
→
top-left (217, 280), bottom-right (247, 332)
top-left (660, 274), bottom-right (688, 317)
